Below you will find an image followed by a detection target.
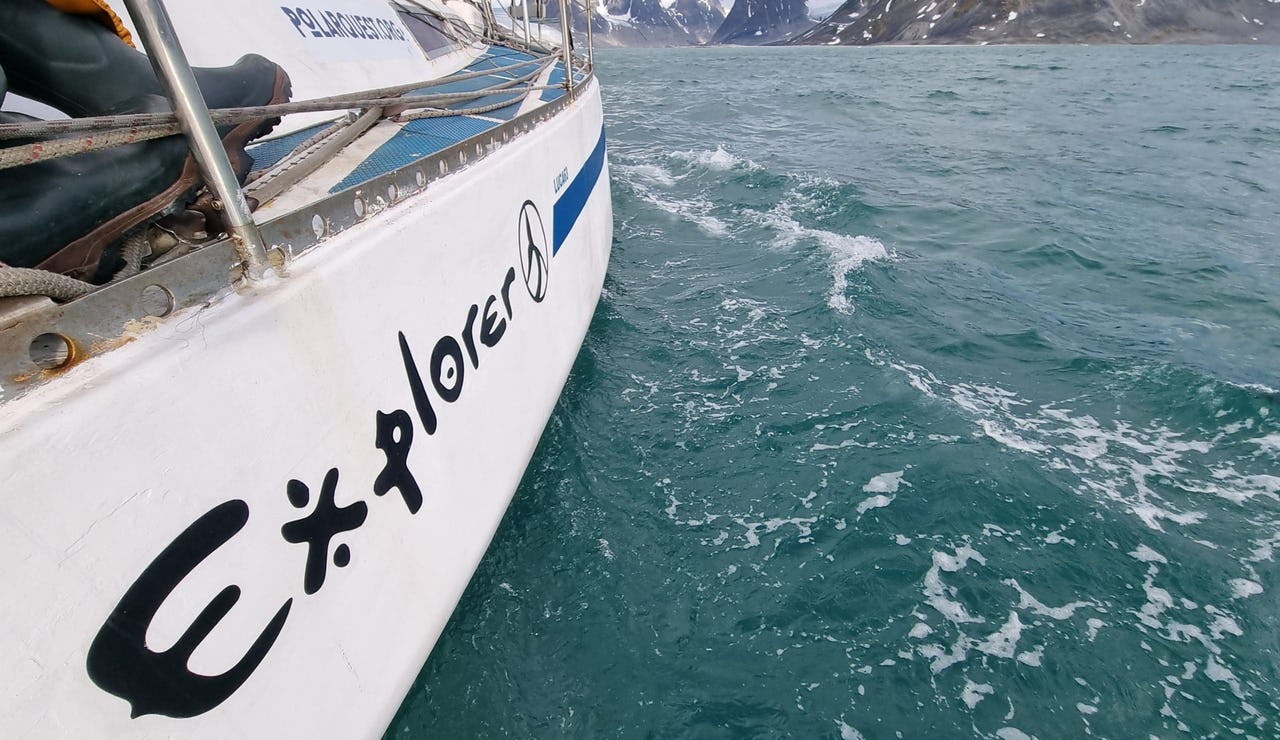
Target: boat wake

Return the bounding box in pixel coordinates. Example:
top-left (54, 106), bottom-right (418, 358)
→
top-left (613, 146), bottom-right (890, 314)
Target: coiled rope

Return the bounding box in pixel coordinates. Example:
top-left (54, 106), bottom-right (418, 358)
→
top-left (0, 229), bottom-right (149, 301)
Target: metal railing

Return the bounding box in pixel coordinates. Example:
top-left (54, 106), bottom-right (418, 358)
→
top-left (121, 0), bottom-right (274, 280)
top-left (52, 0), bottom-right (595, 281)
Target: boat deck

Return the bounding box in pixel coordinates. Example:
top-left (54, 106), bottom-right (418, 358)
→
top-left (0, 40), bottom-right (597, 403)
top-left (247, 45), bottom-right (584, 215)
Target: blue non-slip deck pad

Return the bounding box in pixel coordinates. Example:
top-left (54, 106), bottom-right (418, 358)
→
top-left (248, 46), bottom-right (588, 195)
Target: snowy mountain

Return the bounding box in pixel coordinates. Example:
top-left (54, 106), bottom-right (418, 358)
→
top-left (581, 0), bottom-right (727, 44)
top-left (791, 0), bottom-right (1280, 44)
top-left (713, 0), bottom-right (812, 43)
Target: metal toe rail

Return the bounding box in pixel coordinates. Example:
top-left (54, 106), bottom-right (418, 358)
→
top-left (0, 68), bottom-right (596, 401)
top-left (123, 0), bottom-right (271, 278)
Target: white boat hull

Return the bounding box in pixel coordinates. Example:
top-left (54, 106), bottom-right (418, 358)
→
top-left (0, 79), bottom-right (610, 738)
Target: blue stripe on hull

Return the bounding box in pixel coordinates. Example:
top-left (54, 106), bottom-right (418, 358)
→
top-left (552, 127), bottom-right (607, 256)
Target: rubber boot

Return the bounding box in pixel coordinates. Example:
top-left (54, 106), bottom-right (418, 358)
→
top-left (0, 0), bottom-right (290, 183)
top-left (0, 97), bottom-right (195, 279)
top-left (0, 0), bottom-right (287, 122)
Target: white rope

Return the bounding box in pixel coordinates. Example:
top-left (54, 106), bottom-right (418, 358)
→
top-left (0, 268), bottom-right (94, 301)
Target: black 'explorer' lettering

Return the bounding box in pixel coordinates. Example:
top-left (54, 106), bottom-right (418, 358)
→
top-left (374, 409), bottom-right (423, 514)
top-left (282, 469), bottom-right (369, 595)
top-left (86, 500), bottom-right (293, 718)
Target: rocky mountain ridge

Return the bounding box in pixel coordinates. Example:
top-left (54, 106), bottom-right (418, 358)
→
top-left (575, 0), bottom-right (1280, 45)
top-left (791, 0), bottom-right (1280, 45)
top-left (583, 0), bottom-right (726, 44)
top-left (713, 0), bottom-right (812, 44)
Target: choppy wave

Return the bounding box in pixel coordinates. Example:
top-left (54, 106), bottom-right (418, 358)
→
top-left (670, 145), bottom-right (763, 172)
top-left (870, 351), bottom-right (1279, 531)
top-left (614, 146), bottom-right (891, 313)
top-left (393, 45), bottom-right (1280, 739)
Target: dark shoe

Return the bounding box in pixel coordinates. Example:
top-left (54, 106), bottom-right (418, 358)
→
top-left (0, 98), bottom-right (197, 280)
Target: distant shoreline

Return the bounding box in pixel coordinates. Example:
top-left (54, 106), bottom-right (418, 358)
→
top-left (599, 36), bottom-right (1280, 48)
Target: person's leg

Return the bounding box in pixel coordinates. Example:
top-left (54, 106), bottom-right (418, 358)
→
top-left (0, 0), bottom-right (290, 277)
top-left (0, 0), bottom-right (285, 122)
top-left (0, 95), bottom-right (193, 276)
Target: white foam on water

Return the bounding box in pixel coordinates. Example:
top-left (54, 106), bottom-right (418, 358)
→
top-left (962, 680), bottom-right (994, 708)
top-left (1044, 529), bottom-right (1077, 546)
top-left (855, 471), bottom-right (906, 516)
top-left (671, 145), bottom-right (759, 172)
top-left (1199, 467), bottom-right (1280, 504)
top-left (1228, 578), bottom-right (1263, 598)
top-left (622, 165), bottom-right (729, 238)
top-left (615, 161), bottom-right (679, 187)
top-left (1251, 433), bottom-right (1280, 454)
top-left (863, 470), bottom-right (907, 493)
top-left (977, 612), bottom-right (1025, 659)
top-left (827, 235), bottom-right (891, 314)
top-left (1122, 559), bottom-right (1268, 725)
top-left (1246, 531), bottom-right (1280, 566)
top-left (598, 539), bottom-right (615, 560)
top-left (1231, 380), bottom-right (1280, 397)
top-left (836, 720), bottom-right (865, 740)
top-left (909, 622), bottom-right (933, 639)
top-left (976, 419), bottom-right (1051, 454)
top-left (646, 190), bottom-right (730, 237)
top-left (856, 494), bottom-right (894, 516)
top-left (811, 439), bottom-right (874, 452)
top-left (733, 516), bottom-right (818, 549)
top-left (995, 727), bottom-right (1032, 740)
top-left (1003, 579), bottom-right (1093, 620)
top-left (749, 207), bottom-right (889, 314)
top-left (1017, 646), bottom-right (1044, 667)
top-left (1135, 564), bottom-right (1174, 630)
top-left (1130, 544), bottom-right (1168, 564)
top-left (917, 635), bottom-right (970, 674)
top-left (859, 352), bottom-right (1278, 728)
top-left (872, 354), bottom-right (1266, 534)
top-left (923, 546), bottom-right (987, 625)
top-left (935, 545), bottom-right (986, 572)
top-left (1205, 655), bottom-right (1247, 700)
top-left (1206, 607), bottom-right (1243, 640)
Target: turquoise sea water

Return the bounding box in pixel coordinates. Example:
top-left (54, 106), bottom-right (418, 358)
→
top-left (389, 46), bottom-right (1280, 738)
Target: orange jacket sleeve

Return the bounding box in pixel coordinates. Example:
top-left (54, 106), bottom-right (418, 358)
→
top-left (45, 0), bottom-right (134, 47)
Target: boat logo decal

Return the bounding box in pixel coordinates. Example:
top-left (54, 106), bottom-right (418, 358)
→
top-left (280, 6), bottom-right (409, 43)
top-left (519, 200), bottom-right (550, 303)
top-left (86, 199), bottom-right (551, 720)
top-left (552, 126), bottom-right (607, 255)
